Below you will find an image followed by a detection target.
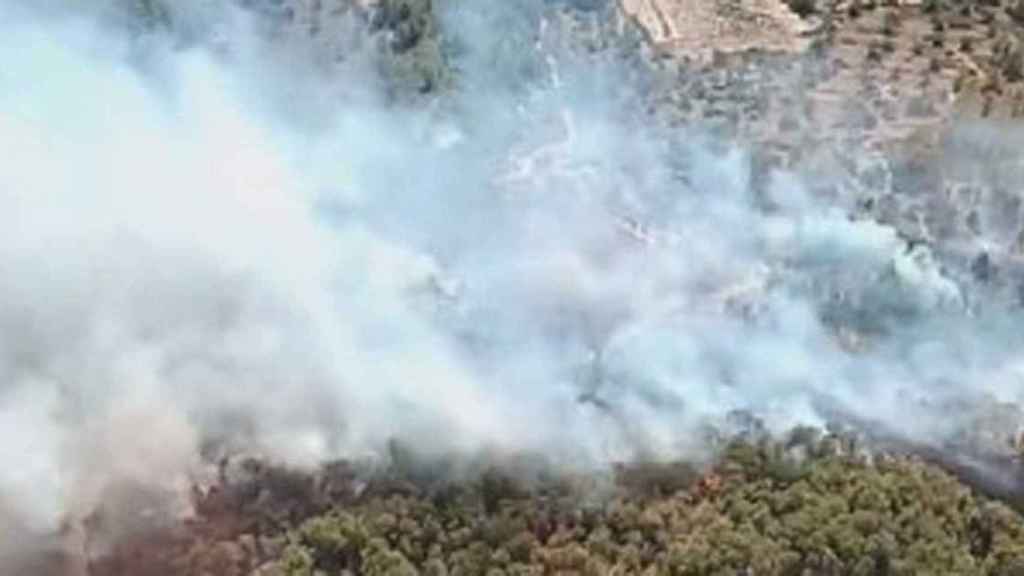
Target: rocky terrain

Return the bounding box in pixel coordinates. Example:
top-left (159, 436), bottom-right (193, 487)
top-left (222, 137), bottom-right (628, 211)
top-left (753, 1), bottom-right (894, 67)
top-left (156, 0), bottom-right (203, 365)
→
top-left (637, 0), bottom-right (1024, 273)
top-left (621, 0), bottom-right (813, 59)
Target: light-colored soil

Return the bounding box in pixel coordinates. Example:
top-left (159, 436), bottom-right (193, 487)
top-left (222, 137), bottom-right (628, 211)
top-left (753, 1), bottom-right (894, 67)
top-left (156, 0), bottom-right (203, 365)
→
top-left (622, 0), bottom-right (1024, 269)
top-left (619, 0), bottom-right (814, 60)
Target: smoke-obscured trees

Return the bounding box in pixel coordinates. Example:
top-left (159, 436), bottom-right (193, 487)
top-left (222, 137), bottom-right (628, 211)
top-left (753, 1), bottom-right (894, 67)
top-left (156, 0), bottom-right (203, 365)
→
top-left (264, 435), bottom-right (1024, 576)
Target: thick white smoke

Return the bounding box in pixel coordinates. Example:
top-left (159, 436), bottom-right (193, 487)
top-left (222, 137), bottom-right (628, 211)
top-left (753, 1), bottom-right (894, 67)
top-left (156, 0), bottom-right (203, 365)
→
top-left (0, 0), bottom-right (1022, 561)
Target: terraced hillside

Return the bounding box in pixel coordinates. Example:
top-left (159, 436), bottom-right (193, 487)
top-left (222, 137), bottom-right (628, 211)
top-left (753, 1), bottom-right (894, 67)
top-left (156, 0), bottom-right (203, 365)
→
top-left (629, 0), bottom-right (1024, 309)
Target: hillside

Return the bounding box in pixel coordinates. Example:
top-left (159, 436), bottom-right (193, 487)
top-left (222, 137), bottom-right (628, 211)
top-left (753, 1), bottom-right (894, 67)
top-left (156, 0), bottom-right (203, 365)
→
top-left (6, 1), bottom-right (1024, 574)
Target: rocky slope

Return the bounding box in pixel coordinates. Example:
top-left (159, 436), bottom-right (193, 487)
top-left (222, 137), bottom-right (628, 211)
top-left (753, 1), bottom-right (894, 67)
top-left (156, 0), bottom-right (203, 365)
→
top-left (620, 0), bottom-right (814, 59)
top-left (626, 0), bottom-right (1024, 316)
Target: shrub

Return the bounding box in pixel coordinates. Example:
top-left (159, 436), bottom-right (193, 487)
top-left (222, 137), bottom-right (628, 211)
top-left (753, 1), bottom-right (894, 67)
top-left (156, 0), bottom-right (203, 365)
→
top-left (264, 433), bottom-right (1024, 575)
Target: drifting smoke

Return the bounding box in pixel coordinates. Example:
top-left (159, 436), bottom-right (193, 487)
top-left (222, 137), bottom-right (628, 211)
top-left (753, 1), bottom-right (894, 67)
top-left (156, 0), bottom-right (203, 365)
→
top-left (0, 0), bottom-right (1022, 564)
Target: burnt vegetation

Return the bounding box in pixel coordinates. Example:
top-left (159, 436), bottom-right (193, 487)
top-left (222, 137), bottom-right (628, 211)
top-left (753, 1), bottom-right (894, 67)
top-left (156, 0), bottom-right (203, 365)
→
top-left (82, 428), bottom-right (1024, 576)
top-left (265, 435), bottom-right (1024, 576)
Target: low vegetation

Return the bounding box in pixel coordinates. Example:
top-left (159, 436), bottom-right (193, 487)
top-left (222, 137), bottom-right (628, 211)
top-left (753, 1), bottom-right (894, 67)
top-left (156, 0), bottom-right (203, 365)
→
top-left (261, 432), bottom-right (1024, 576)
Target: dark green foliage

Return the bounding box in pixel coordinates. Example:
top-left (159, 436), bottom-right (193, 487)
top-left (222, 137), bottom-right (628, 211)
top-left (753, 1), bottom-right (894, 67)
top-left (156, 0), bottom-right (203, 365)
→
top-left (370, 0), bottom-right (434, 53)
top-left (784, 0), bottom-right (817, 18)
top-left (266, 435), bottom-right (1024, 575)
top-left (121, 0), bottom-right (450, 99)
top-left (370, 0), bottom-right (452, 97)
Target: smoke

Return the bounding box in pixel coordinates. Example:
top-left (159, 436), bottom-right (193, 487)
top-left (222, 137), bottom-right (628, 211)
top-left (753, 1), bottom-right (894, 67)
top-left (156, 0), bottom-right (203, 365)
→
top-left (0, 0), bottom-right (1022, 562)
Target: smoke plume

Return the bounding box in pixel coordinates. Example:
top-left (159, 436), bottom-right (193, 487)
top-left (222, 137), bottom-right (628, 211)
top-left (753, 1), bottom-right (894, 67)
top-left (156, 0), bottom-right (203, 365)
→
top-left (0, 0), bottom-right (1022, 564)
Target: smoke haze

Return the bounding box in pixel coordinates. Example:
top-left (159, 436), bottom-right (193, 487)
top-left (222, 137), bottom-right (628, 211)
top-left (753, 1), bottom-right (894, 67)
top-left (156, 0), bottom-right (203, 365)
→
top-left (1, 0), bottom-right (1022, 563)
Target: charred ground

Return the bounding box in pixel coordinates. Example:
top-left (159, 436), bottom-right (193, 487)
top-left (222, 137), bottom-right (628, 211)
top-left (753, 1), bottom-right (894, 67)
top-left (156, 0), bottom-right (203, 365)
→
top-left (74, 428), bottom-right (1024, 575)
